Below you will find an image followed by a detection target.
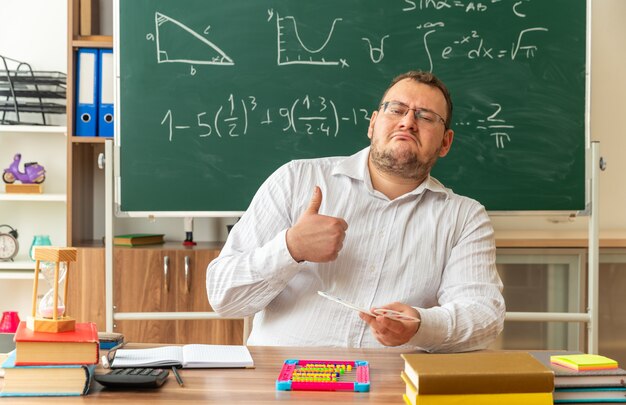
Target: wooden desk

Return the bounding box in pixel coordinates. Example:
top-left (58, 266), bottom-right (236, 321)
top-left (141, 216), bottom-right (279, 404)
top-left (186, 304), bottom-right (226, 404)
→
top-left (4, 346), bottom-right (406, 404)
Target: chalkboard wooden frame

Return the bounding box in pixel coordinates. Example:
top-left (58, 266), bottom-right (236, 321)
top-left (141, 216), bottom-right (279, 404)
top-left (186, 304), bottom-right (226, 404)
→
top-left (114, 0), bottom-right (589, 217)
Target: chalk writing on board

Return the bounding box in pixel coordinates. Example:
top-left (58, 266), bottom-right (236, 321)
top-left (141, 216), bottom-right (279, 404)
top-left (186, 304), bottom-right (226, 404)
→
top-left (416, 24), bottom-right (548, 71)
top-left (268, 10), bottom-right (348, 67)
top-left (456, 103), bottom-right (515, 149)
top-left (147, 4), bottom-right (549, 74)
top-left (154, 12), bottom-right (234, 66)
top-left (401, 0), bottom-right (507, 13)
top-left (361, 35), bottom-right (389, 64)
top-left (159, 94), bottom-right (372, 141)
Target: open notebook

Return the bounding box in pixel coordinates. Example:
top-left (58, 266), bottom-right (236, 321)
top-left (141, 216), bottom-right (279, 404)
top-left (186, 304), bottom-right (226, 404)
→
top-left (110, 344), bottom-right (253, 369)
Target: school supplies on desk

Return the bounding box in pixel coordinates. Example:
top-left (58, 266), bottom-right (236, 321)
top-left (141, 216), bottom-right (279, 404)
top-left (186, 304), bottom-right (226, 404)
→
top-left (401, 352), bottom-right (554, 395)
top-left (553, 387), bottom-right (626, 403)
top-left (14, 321), bottom-right (99, 366)
top-left (110, 344), bottom-right (253, 369)
top-left (531, 351), bottom-right (626, 388)
top-left (550, 354), bottom-right (619, 371)
top-left (93, 367), bottom-right (170, 389)
top-left (98, 331), bottom-right (124, 350)
top-left (0, 351), bottom-right (95, 397)
top-left (275, 359), bottom-right (370, 392)
top-left (401, 372), bottom-right (552, 405)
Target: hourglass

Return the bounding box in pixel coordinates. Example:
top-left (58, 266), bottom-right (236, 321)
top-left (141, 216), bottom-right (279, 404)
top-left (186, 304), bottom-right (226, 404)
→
top-left (27, 247), bottom-right (77, 333)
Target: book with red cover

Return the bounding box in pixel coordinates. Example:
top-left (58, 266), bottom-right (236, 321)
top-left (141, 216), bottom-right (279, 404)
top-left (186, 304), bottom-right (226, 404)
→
top-left (14, 321), bottom-right (99, 366)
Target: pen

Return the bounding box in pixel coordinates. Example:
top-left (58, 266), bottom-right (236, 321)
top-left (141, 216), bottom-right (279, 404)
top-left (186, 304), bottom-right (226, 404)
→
top-left (105, 342), bottom-right (126, 366)
top-left (172, 366), bottom-right (184, 387)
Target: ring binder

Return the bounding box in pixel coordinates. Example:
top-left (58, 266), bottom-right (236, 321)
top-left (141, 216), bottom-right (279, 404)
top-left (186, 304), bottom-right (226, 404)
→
top-left (98, 49), bottom-right (114, 137)
top-left (75, 48), bottom-right (98, 136)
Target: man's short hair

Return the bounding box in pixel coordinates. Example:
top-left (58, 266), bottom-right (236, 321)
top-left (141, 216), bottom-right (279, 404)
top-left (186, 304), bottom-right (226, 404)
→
top-left (380, 71), bottom-right (453, 129)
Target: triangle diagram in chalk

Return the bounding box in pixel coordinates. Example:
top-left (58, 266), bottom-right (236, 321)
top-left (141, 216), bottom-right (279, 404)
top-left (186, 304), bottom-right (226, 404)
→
top-left (154, 12), bottom-right (234, 66)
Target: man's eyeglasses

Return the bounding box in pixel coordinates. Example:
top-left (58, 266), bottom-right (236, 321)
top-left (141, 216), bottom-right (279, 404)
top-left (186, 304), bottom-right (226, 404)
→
top-left (379, 101), bottom-right (447, 128)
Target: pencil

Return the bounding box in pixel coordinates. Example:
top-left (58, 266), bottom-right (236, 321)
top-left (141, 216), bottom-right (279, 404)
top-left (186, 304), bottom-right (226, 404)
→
top-left (172, 366), bottom-right (184, 387)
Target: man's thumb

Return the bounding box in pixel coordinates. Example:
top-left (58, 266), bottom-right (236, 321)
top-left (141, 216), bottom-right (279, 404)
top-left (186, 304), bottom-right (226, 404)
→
top-left (305, 186), bottom-right (323, 214)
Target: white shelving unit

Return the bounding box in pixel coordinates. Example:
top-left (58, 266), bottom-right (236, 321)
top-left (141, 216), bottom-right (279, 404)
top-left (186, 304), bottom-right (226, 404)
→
top-left (0, 125), bottom-right (66, 134)
top-left (0, 125), bottom-right (67, 318)
top-left (0, 193), bottom-right (66, 202)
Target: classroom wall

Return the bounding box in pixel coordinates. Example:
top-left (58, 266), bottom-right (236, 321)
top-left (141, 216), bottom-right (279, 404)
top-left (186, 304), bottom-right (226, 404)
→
top-left (0, 0), bottom-right (67, 126)
top-left (2, 0), bottom-right (625, 242)
top-left (586, 0), bottom-right (626, 237)
top-left (0, 0), bottom-right (67, 73)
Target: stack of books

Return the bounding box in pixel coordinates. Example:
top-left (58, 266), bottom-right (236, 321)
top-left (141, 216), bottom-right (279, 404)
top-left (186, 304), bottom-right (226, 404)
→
top-left (400, 352), bottom-right (555, 405)
top-left (0, 321), bottom-right (99, 397)
top-left (531, 351), bottom-right (626, 404)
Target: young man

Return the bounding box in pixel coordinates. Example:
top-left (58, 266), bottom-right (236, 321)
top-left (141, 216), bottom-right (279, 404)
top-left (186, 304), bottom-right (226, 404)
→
top-left (206, 71), bottom-right (505, 352)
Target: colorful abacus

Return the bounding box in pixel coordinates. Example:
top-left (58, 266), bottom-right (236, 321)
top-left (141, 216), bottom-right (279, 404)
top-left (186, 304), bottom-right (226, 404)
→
top-left (276, 359), bottom-right (370, 392)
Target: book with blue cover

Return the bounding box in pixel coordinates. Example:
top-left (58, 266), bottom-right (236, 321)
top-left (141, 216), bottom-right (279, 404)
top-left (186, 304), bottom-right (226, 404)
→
top-left (0, 351), bottom-right (95, 397)
top-left (554, 387), bottom-right (626, 403)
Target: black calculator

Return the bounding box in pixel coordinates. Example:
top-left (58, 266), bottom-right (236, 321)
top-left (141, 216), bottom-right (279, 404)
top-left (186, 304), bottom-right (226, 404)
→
top-left (94, 367), bottom-right (170, 389)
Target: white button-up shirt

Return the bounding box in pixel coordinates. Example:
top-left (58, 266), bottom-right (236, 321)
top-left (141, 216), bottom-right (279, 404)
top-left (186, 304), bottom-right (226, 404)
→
top-left (206, 147), bottom-right (504, 352)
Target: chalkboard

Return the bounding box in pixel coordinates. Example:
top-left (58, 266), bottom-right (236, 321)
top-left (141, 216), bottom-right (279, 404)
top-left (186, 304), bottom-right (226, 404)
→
top-left (117, 0), bottom-right (587, 213)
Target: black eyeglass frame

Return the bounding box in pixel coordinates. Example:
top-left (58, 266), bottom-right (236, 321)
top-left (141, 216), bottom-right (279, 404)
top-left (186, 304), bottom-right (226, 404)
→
top-left (379, 101), bottom-right (448, 129)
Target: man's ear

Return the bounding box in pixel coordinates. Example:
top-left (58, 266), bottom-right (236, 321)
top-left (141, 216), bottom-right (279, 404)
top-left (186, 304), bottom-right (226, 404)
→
top-left (367, 110), bottom-right (378, 140)
top-left (438, 129), bottom-right (454, 157)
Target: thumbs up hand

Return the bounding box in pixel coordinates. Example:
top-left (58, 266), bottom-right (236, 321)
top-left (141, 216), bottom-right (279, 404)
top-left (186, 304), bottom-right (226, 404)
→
top-left (286, 186), bottom-right (348, 263)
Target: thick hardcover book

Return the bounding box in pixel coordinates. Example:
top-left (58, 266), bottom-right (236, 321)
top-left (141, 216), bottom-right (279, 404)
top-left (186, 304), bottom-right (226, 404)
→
top-left (401, 371), bottom-right (553, 405)
top-left (111, 344), bottom-right (253, 369)
top-left (530, 351), bottom-right (626, 388)
top-left (0, 351), bottom-right (95, 397)
top-left (400, 352), bottom-right (554, 395)
top-left (113, 233), bottom-right (165, 246)
top-left (14, 321), bottom-right (99, 366)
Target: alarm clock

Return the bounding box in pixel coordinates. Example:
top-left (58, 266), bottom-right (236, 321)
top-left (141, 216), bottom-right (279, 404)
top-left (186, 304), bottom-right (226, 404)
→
top-left (0, 224), bottom-right (19, 261)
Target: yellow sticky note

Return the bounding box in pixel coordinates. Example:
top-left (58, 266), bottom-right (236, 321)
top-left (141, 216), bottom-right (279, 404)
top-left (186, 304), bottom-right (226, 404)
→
top-left (550, 354), bottom-right (618, 371)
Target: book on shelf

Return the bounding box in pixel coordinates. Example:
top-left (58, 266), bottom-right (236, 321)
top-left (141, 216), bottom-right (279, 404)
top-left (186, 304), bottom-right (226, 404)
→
top-left (401, 371), bottom-right (553, 405)
top-left (0, 351), bottom-right (95, 397)
top-left (554, 387), bottom-right (626, 403)
top-left (14, 321), bottom-right (99, 366)
top-left (551, 354), bottom-right (619, 371)
top-left (113, 233), bottom-right (165, 246)
top-left (530, 351), bottom-right (626, 388)
top-left (400, 352), bottom-right (554, 395)
top-left (111, 344), bottom-right (254, 369)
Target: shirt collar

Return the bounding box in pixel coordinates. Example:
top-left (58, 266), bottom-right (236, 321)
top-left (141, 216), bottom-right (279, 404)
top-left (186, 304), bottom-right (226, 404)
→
top-left (332, 146), bottom-right (450, 200)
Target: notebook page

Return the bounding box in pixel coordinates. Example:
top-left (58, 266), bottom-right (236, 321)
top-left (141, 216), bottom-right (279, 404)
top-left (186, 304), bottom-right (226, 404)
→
top-left (182, 344), bottom-right (254, 368)
top-left (111, 346), bottom-right (183, 368)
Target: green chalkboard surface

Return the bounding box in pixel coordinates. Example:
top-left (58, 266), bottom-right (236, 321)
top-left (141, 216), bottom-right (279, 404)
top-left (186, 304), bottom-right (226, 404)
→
top-left (118, 0), bottom-right (587, 213)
